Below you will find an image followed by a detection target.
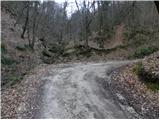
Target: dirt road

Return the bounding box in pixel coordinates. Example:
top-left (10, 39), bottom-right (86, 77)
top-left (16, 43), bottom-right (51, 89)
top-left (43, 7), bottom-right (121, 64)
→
top-left (28, 61), bottom-right (140, 119)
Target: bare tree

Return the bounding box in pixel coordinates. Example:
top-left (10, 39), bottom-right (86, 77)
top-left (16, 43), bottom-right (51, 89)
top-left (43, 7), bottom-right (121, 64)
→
top-left (14, 2), bottom-right (28, 27)
top-left (31, 2), bottom-right (39, 49)
top-left (75, 0), bottom-right (95, 47)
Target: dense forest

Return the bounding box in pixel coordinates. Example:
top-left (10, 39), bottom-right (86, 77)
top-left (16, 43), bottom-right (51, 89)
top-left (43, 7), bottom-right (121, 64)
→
top-left (2, 1), bottom-right (158, 53)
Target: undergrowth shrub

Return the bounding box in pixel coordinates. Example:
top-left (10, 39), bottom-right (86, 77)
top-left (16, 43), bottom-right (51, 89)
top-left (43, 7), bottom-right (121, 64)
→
top-left (133, 46), bottom-right (158, 58)
top-left (133, 62), bottom-right (144, 75)
top-left (133, 62), bottom-right (159, 91)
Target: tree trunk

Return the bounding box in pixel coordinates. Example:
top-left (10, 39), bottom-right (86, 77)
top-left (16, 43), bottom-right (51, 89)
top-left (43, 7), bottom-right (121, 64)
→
top-left (31, 2), bottom-right (38, 49)
top-left (154, 1), bottom-right (159, 13)
top-left (14, 5), bottom-right (28, 27)
top-left (21, 2), bottom-right (29, 39)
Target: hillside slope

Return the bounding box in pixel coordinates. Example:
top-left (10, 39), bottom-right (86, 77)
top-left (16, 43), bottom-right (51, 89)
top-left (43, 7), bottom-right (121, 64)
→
top-left (1, 9), bottom-right (42, 88)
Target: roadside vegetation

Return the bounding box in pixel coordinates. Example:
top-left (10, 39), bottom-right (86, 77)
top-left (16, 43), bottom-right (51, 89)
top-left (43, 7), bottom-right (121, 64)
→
top-left (132, 46), bottom-right (158, 59)
top-left (133, 62), bottom-right (158, 91)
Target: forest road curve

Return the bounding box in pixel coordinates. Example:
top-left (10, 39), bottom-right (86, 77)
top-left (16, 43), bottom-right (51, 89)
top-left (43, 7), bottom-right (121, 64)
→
top-left (29, 61), bottom-right (140, 119)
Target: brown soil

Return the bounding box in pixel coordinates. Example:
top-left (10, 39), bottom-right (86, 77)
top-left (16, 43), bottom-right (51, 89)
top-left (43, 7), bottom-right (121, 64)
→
top-left (104, 23), bottom-right (125, 49)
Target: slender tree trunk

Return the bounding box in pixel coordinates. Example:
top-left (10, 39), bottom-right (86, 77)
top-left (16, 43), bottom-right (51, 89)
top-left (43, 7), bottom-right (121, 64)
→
top-left (14, 4), bottom-right (28, 27)
top-left (69, 20), bottom-right (72, 40)
top-left (35, 3), bottom-right (45, 34)
top-left (27, 5), bottom-right (31, 46)
top-left (97, 1), bottom-right (102, 35)
top-left (27, 22), bottom-right (31, 46)
top-left (97, 1), bottom-right (104, 48)
top-left (21, 2), bottom-right (29, 39)
top-left (154, 1), bottom-right (159, 13)
top-left (31, 2), bottom-right (38, 49)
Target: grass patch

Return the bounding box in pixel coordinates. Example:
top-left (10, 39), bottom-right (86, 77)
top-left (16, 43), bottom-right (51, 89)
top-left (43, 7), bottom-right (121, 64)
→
top-left (133, 62), bottom-right (159, 91)
top-left (133, 62), bottom-right (144, 75)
